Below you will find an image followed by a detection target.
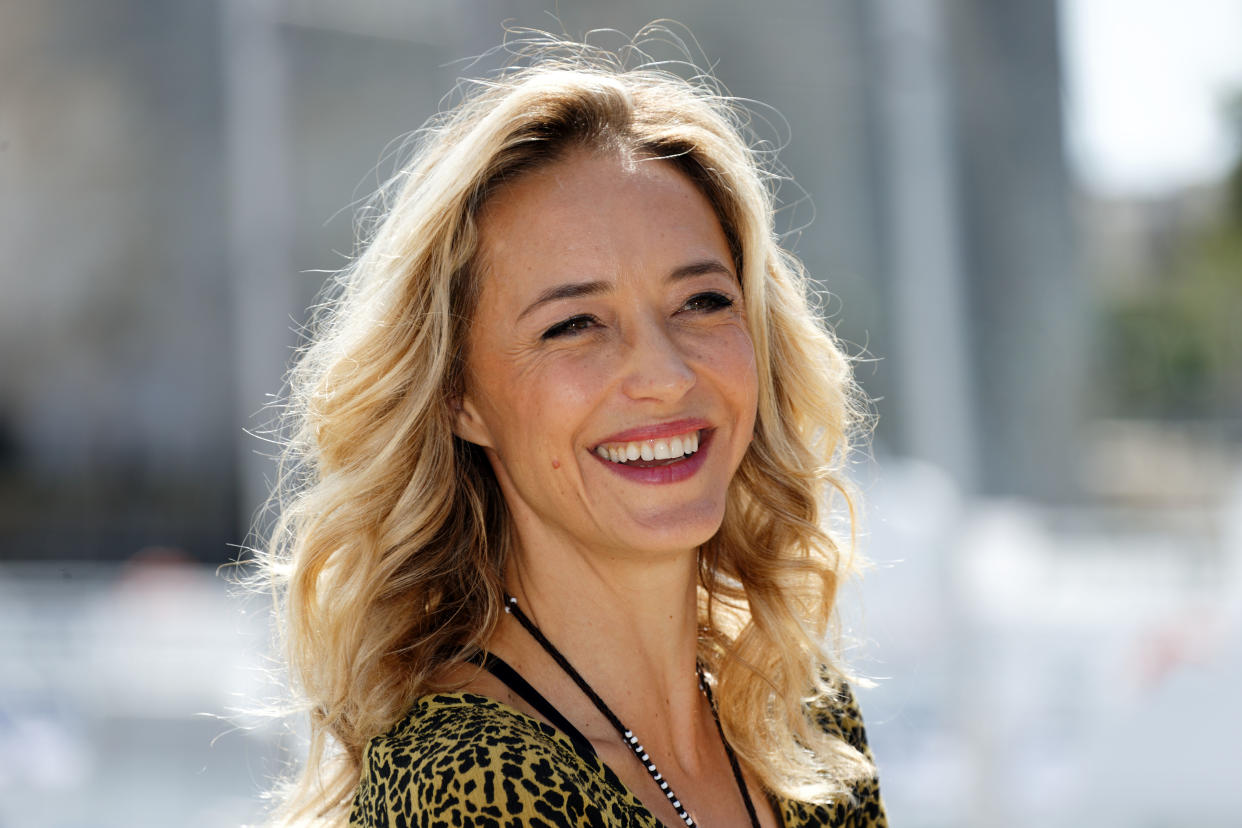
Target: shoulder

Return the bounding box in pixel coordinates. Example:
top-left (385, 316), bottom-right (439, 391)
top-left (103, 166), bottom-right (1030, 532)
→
top-left (811, 681), bottom-right (875, 758)
top-left (347, 693), bottom-right (649, 827)
top-left (779, 682), bottom-right (888, 828)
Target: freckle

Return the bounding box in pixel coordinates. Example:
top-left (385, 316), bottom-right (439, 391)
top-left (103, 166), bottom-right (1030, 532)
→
top-left (551, 458), bottom-right (561, 469)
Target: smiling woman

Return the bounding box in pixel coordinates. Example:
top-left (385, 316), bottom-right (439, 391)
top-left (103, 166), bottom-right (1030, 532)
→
top-left (456, 150), bottom-right (758, 558)
top-left (255, 30), bottom-right (885, 828)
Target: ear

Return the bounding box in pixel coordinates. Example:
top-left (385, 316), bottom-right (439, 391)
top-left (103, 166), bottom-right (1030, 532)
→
top-left (450, 392), bottom-right (494, 448)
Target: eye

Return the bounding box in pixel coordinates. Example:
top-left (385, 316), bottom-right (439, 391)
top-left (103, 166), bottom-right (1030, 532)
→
top-left (541, 314), bottom-right (599, 340)
top-left (680, 291), bottom-right (734, 313)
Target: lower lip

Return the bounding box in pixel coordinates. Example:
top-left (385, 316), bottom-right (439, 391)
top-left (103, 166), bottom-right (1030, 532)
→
top-left (591, 430), bottom-right (713, 484)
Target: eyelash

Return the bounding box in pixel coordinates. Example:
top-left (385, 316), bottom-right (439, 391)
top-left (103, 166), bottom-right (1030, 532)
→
top-left (540, 292), bottom-right (735, 340)
top-left (541, 315), bottom-right (598, 339)
top-left (681, 291), bottom-right (734, 313)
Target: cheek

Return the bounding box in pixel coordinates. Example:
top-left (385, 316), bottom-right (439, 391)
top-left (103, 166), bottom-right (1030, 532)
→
top-left (707, 327), bottom-right (759, 444)
top-left (480, 352), bottom-right (614, 455)
top-left (695, 325), bottom-right (758, 392)
top-left (538, 354), bottom-right (615, 410)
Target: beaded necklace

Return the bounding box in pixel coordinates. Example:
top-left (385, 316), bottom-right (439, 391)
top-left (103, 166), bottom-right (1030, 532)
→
top-left (504, 594), bottom-right (762, 827)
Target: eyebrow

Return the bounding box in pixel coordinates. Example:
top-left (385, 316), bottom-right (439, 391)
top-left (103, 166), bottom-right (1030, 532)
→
top-left (516, 258), bottom-right (735, 321)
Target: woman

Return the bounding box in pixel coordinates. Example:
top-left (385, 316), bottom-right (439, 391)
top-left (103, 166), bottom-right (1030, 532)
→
top-left (259, 34), bottom-right (885, 828)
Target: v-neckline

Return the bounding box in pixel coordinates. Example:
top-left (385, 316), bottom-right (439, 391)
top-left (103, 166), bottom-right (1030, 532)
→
top-left (436, 691), bottom-right (671, 825)
top-left (414, 690), bottom-right (796, 827)
top-left (424, 691), bottom-right (786, 828)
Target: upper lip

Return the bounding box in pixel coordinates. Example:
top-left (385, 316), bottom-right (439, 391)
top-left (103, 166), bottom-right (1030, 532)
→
top-left (593, 418), bottom-right (712, 447)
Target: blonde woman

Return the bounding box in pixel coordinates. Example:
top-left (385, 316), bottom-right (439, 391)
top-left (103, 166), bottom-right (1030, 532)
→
top-left (259, 33), bottom-right (886, 828)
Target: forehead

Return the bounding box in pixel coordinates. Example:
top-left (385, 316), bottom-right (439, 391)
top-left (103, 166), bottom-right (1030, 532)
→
top-left (473, 149), bottom-right (733, 303)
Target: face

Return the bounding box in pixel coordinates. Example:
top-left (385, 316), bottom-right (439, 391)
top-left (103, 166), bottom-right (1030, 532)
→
top-left (454, 148), bottom-right (758, 560)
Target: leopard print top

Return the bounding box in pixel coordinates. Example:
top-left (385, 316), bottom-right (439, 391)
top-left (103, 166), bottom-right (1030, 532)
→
top-left (348, 684), bottom-right (886, 827)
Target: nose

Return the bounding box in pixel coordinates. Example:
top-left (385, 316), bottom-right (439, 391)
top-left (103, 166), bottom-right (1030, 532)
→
top-left (619, 316), bottom-right (696, 402)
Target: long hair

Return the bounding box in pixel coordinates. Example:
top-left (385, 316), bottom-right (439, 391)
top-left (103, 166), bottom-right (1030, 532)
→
top-left (256, 30), bottom-right (875, 825)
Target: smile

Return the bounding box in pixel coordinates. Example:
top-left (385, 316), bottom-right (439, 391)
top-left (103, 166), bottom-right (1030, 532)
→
top-left (593, 430), bottom-right (701, 465)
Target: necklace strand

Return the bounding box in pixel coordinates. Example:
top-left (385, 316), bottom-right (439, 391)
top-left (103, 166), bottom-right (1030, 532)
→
top-left (504, 594), bottom-right (761, 827)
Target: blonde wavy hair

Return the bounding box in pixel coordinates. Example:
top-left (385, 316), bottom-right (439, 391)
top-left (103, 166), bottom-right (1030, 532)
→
top-left (257, 30), bottom-right (874, 826)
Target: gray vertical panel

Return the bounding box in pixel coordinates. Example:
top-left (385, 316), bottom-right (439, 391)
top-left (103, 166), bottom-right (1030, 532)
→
top-left (869, 0), bottom-right (980, 493)
top-left (223, 0), bottom-right (297, 534)
top-left (945, 0), bottom-right (1084, 500)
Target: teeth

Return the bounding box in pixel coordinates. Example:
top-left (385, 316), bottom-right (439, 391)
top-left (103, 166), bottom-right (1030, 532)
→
top-left (594, 430), bottom-right (702, 464)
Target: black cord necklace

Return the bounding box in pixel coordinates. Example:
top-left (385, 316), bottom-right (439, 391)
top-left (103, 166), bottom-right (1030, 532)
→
top-left (503, 594), bottom-right (762, 828)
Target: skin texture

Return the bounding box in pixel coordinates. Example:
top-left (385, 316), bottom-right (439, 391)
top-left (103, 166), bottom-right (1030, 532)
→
top-left (455, 149), bottom-right (758, 562)
top-left (451, 148), bottom-right (775, 827)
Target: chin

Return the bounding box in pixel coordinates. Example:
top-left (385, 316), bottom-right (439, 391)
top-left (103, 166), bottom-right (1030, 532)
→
top-left (621, 498), bottom-right (726, 555)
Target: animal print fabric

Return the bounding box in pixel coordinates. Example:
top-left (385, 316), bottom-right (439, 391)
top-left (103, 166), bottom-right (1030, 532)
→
top-left (348, 685), bottom-right (886, 827)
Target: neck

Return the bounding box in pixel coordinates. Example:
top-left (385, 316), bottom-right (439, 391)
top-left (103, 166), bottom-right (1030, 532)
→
top-left (497, 533), bottom-right (710, 761)
top-left (507, 537), bottom-right (701, 682)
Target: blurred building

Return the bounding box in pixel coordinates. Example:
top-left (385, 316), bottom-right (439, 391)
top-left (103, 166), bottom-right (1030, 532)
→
top-left (0, 0), bottom-right (1087, 564)
top-left (3, 3), bottom-right (1242, 828)
top-left (0, 2), bottom-right (235, 561)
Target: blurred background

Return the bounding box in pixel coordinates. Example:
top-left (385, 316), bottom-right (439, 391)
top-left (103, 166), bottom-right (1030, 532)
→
top-left (2, 0), bottom-right (1240, 825)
